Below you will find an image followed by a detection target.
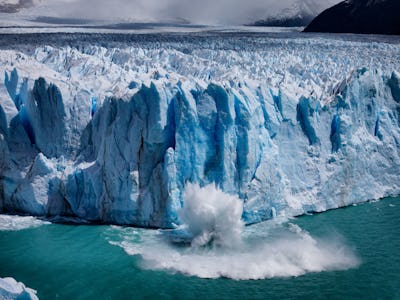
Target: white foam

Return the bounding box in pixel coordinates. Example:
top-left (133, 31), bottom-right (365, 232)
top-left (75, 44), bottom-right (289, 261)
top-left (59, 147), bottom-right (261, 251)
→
top-left (0, 214), bottom-right (50, 231)
top-left (108, 221), bottom-right (359, 280)
top-left (106, 184), bottom-right (360, 280)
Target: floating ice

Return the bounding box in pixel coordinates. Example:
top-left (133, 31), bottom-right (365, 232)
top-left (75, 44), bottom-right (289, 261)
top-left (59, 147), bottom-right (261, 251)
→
top-left (0, 277), bottom-right (39, 300)
top-left (0, 215), bottom-right (50, 231)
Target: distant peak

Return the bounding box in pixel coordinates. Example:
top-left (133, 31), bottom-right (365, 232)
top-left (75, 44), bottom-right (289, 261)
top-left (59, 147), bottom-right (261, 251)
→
top-left (305, 0), bottom-right (400, 35)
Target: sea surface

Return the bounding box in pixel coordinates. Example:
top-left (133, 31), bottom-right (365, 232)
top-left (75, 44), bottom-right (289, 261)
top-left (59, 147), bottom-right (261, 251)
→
top-left (0, 197), bottom-right (399, 300)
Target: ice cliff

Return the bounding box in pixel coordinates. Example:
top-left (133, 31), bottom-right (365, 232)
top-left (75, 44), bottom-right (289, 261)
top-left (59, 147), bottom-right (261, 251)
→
top-left (0, 34), bottom-right (400, 227)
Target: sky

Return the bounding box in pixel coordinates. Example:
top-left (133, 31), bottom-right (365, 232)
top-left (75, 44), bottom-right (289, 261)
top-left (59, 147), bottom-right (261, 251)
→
top-left (48, 0), bottom-right (288, 23)
top-left (0, 0), bottom-right (341, 25)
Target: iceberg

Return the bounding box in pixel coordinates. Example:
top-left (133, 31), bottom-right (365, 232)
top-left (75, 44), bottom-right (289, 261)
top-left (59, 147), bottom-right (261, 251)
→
top-left (0, 33), bottom-right (399, 228)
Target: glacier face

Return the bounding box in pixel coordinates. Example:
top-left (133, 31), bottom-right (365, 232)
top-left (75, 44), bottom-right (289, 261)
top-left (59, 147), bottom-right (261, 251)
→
top-left (0, 33), bottom-right (400, 227)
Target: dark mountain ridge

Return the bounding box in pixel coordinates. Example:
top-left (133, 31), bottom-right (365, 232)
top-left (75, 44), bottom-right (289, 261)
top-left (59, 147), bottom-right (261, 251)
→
top-left (304, 0), bottom-right (400, 35)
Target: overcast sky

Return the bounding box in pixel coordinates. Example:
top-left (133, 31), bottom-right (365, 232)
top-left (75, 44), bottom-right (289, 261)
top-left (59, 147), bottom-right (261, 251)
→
top-left (53, 0), bottom-right (289, 23)
top-left (1, 0), bottom-right (341, 24)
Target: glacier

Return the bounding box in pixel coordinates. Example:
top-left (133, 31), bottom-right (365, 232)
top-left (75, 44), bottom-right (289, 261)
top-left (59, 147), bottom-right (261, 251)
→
top-left (0, 32), bottom-right (400, 228)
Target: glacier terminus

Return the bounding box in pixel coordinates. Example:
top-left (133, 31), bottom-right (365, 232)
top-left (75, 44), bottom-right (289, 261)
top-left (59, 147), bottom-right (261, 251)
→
top-left (0, 32), bottom-right (400, 228)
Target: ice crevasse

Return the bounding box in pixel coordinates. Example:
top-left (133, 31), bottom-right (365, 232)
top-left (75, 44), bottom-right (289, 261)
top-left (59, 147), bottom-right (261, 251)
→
top-left (0, 45), bottom-right (400, 228)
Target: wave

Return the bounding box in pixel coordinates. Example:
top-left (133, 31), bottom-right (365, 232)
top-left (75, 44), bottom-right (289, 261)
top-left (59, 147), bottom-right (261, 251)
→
top-left (106, 184), bottom-right (360, 280)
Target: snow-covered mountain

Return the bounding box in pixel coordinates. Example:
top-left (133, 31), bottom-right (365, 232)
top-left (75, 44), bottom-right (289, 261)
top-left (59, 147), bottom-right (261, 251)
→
top-left (0, 33), bottom-right (400, 227)
top-left (305, 0), bottom-right (400, 35)
top-left (251, 0), bottom-right (339, 27)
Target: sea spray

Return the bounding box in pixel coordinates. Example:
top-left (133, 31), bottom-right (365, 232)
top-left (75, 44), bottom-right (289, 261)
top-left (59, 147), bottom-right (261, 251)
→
top-left (179, 183), bottom-right (244, 247)
top-left (107, 183), bottom-right (360, 279)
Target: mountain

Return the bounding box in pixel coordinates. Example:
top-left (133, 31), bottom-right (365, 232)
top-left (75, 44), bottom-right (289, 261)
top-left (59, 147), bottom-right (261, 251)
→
top-left (250, 0), bottom-right (339, 27)
top-left (304, 0), bottom-right (400, 35)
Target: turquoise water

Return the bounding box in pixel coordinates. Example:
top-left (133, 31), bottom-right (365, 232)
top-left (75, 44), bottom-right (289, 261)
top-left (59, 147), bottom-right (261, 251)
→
top-left (0, 197), bottom-right (399, 300)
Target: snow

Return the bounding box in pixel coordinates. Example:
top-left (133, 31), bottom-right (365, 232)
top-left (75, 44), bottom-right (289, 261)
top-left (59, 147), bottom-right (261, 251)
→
top-left (0, 32), bottom-right (400, 227)
top-left (0, 277), bottom-right (39, 300)
top-left (265, 0), bottom-right (339, 23)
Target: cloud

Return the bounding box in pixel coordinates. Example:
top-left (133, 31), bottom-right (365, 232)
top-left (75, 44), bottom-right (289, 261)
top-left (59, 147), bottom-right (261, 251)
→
top-left (45, 0), bottom-right (275, 23)
top-left (12, 0), bottom-right (341, 25)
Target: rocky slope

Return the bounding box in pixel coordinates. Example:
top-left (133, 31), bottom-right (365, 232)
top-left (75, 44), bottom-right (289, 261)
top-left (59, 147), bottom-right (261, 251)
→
top-left (305, 0), bottom-right (400, 35)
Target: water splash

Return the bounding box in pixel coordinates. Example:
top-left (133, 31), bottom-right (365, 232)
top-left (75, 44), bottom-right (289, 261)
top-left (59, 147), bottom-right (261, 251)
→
top-left (106, 184), bottom-right (360, 280)
top-left (179, 183), bottom-right (244, 247)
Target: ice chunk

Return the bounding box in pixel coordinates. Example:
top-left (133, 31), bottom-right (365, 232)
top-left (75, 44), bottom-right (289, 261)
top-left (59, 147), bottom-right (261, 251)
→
top-left (0, 215), bottom-right (50, 231)
top-left (0, 277), bottom-right (39, 300)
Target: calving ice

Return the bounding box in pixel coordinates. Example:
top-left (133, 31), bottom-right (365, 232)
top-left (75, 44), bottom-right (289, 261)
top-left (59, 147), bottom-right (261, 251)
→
top-left (0, 33), bottom-right (400, 228)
